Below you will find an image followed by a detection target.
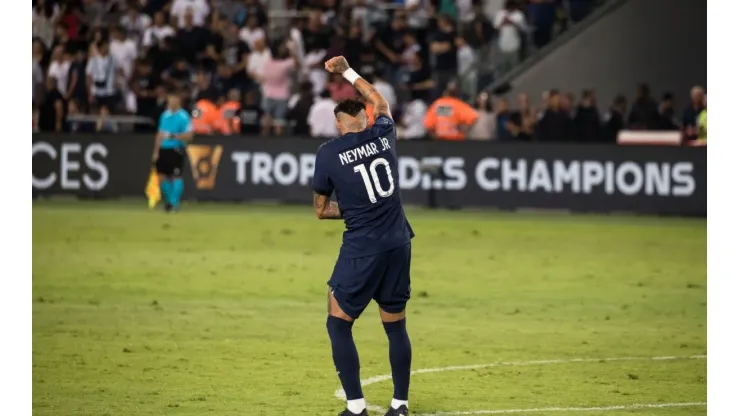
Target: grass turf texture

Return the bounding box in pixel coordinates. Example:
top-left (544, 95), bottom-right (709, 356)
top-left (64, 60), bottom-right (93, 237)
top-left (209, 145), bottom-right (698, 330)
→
top-left (32, 201), bottom-right (707, 415)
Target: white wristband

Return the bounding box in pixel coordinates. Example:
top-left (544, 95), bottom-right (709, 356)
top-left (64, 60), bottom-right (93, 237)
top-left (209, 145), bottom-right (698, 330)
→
top-left (342, 68), bottom-right (361, 85)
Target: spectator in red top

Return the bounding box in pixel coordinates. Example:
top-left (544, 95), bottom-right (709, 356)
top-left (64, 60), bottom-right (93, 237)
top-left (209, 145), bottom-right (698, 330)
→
top-left (327, 73), bottom-right (356, 102)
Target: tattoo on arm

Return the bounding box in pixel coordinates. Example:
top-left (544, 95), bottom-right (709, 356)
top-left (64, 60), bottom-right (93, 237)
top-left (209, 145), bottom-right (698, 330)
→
top-left (313, 193), bottom-right (342, 220)
top-left (354, 78), bottom-right (392, 120)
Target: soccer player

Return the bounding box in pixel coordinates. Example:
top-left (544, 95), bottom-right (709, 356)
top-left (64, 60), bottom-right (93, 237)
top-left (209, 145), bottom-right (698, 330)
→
top-left (151, 92), bottom-right (193, 212)
top-left (313, 56), bottom-right (414, 416)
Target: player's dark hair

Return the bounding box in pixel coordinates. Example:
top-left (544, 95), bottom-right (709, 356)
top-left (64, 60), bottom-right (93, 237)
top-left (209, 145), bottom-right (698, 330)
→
top-left (334, 98), bottom-right (366, 118)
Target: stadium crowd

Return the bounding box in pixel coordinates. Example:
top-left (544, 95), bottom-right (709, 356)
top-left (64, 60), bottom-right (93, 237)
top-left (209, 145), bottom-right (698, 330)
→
top-left (32, 0), bottom-right (705, 142)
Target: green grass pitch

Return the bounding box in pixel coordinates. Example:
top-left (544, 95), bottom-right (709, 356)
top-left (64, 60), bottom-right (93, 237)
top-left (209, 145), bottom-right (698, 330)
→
top-left (32, 201), bottom-right (707, 415)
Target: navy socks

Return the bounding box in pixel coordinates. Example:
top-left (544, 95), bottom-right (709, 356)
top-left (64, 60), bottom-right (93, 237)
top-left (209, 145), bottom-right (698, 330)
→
top-left (383, 319), bottom-right (412, 401)
top-left (327, 316), bottom-right (363, 400)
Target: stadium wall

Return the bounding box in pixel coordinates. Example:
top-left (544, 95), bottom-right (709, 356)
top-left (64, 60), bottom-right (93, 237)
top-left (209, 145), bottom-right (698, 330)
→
top-left (503, 0), bottom-right (707, 111)
top-left (32, 135), bottom-right (707, 216)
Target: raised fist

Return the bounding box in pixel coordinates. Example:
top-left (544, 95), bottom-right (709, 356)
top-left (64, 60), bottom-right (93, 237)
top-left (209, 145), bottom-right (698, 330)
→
top-left (324, 56), bottom-right (350, 74)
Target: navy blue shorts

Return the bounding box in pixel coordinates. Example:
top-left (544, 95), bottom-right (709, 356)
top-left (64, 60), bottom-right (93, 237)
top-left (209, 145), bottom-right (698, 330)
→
top-left (328, 243), bottom-right (412, 320)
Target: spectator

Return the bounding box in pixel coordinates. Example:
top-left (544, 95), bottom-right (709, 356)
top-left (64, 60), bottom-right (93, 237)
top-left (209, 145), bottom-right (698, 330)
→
top-left (506, 112), bottom-right (532, 141)
top-left (66, 49), bottom-right (88, 110)
top-left (535, 89), bottom-right (571, 141)
top-left (303, 44), bottom-right (328, 96)
top-left (86, 40), bottom-right (120, 113)
top-left (627, 83), bottom-right (659, 129)
top-left (214, 60), bottom-right (237, 100)
top-left (529, 0), bottom-right (557, 48)
top-left (430, 14), bottom-right (457, 97)
top-left (466, 2), bottom-right (495, 50)
top-left (48, 45), bottom-right (72, 96)
top-left (66, 99), bottom-right (94, 133)
top-left (456, 36), bottom-right (476, 100)
top-left (110, 26), bottom-right (138, 80)
top-left (218, 88), bottom-right (242, 135)
top-left (602, 95), bottom-right (627, 143)
top-left (240, 89), bottom-right (264, 135)
top-left (171, 0), bottom-right (211, 28)
top-left (142, 11), bottom-right (175, 50)
top-left (697, 94), bottom-right (707, 142)
top-left (163, 58), bottom-right (194, 90)
top-left (400, 97), bottom-right (428, 139)
top-left (308, 90), bottom-right (340, 138)
top-left (260, 41), bottom-right (299, 136)
top-left (401, 31), bottom-right (422, 71)
top-left (95, 105), bottom-right (118, 132)
top-left (38, 76), bottom-right (65, 133)
top-left (561, 92), bottom-right (575, 117)
top-left (515, 93), bottom-right (536, 137)
top-left (149, 36), bottom-right (178, 77)
top-left (302, 10), bottom-right (331, 53)
top-left (192, 70), bottom-right (219, 103)
top-left (468, 92), bottom-right (495, 140)
top-left (51, 23), bottom-right (72, 55)
top-left (289, 17), bottom-right (306, 62)
top-left (682, 86), bottom-right (705, 139)
top-left (341, 23), bottom-right (364, 68)
top-left (494, 0), bottom-right (527, 71)
top-left (239, 15), bottom-right (267, 51)
top-left (494, 97), bottom-right (510, 140)
top-left (247, 38), bottom-right (272, 86)
top-left (327, 73), bottom-right (356, 102)
top-left (129, 59), bottom-right (161, 123)
top-left (423, 84), bottom-right (479, 140)
top-left (371, 73), bottom-right (397, 112)
top-left (33, 0), bottom-right (59, 48)
top-left (406, 0), bottom-right (430, 41)
top-left (657, 93), bottom-right (679, 130)
top-left (175, 10), bottom-right (209, 64)
top-left (373, 14), bottom-right (407, 84)
top-left (573, 89), bottom-right (601, 142)
top-left (221, 22), bottom-right (250, 90)
top-left (355, 45), bottom-right (378, 82)
top-left (405, 53), bottom-right (434, 103)
top-left (234, 0), bottom-right (268, 28)
top-left (287, 81), bottom-right (316, 136)
top-left (120, 4), bottom-right (151, 41)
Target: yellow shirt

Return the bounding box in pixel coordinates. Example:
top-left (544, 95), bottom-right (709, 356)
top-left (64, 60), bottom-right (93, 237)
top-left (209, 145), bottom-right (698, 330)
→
top-left (697, 109), bottom-right (707, 141)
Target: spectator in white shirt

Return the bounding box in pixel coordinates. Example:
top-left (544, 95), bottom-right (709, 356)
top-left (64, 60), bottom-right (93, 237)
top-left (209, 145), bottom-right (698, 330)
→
top-left (308, 90), bottom-right (340, 138)
top-left (239, 15), bottom-right (267, 50)
top-left (120, 5), bottom-right (152, 41)
top-left (371, 74), bottom-right (397, 110)
top-left (109, 26), bottom-right (138, 80)
top-left (86, 40), bottom-right (120, 113)
top-left (247, 38), bottom-right (272, 85)
top-left (303, 46), bottom-right (328, 96)
top-left (494, 0), bottom-right (528, 71)
top-left (401, 98), bottom-right (428, 139)
top-left (47, 45), bottom-right (72, 95)
top-left (142, 11), bottom-right (176, 49)
top-left (456, 36), bottom-right (477, 100)
top-left (171, 0), bottom-right (210, 28)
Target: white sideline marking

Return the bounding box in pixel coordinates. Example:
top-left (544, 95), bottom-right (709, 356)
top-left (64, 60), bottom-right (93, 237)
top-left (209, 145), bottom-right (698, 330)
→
top-left (416, 402), bottom-right (707, 415)
top-left (332, 354), bottom-right (706, 414)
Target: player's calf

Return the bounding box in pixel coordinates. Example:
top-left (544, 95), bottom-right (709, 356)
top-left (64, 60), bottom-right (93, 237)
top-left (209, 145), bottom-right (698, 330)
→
top-left (381, 309), bottom-right (411, 414)
top-left (327, 289), bottom-right (366, 415)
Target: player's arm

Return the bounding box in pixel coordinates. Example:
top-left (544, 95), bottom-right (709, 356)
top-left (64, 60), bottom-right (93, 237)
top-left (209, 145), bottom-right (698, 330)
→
top-left (176, 112), bottom-right (194, 141)
top-left (324, 56), bottom-right (392, 121)
top-left (313, 193), bottom-right (342, 220)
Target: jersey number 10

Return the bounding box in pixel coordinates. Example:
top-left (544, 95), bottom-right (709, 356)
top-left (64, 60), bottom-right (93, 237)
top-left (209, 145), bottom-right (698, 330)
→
top-left (353, 157), bottom-right (396, 204)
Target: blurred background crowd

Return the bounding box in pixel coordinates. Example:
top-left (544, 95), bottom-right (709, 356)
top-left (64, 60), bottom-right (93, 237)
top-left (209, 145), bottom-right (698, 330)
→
top-left (32, 0), bottom-right (707, 141)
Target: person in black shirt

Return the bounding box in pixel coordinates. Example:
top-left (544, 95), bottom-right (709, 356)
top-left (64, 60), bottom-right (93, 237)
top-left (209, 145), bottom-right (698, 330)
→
top-left (149, 36), bottom-right (177, 77)
top-left (38, 77), bottom-right (66, 133)
top-left (572, 89), bottom-right (602, 142)
top-left (602, 95), bottom-right (627, 143)
top-left (505, 112), bottom-right (532, 141)
top-left (213, 60), bottom-right (237, 101)
top-left (175, 10), bottom-right (208, 64)
top-left (627, 83), bottom-right (659, 130)
top-left (405, 53), bottom-right (434, 102)
top-left (657, 92), bottom-right (679, 130)
top-left (66, 49), bottom-right (88, 111)
top-left (373, 14), bottom-right (408, 83)
top-left (535, 89), bottom-right (572, 141)
top-left (129, 59), bottom-right (161, 129)
top-left (199, 43), bottom-right (221, 74)
top-left (164, 58), bottom-right (193, 90)
top-left (288, 81), bottom-right (315, 136)
top-left (303, 10), bottom-right (331, 52)
top-left (222, 23), bottom-right (250, 88)
top-left (192, 70), bottom-right (220, 103)
top-left (240, 89), bottom-right (264, 135)
top-left (430, 14), bottom-right (457, 98)
top-left (356, 46), bottom-right (379, 81)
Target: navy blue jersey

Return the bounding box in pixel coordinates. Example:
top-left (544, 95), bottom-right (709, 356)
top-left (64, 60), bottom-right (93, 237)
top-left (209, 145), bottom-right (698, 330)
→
top-left (313, 115), bottom-right (414, 258)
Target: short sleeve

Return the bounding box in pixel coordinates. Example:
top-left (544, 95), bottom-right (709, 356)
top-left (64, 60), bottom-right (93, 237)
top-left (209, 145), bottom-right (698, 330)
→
top-left (312, 146), bottom-right (334, 196)
top-left (369, 114), bottom-right (395, 138)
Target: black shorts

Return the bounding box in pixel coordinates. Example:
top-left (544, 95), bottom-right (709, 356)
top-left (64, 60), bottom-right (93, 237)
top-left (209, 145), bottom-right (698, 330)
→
top-left (328, 243), bottom-right (412, 319)
top-left (155, 148), bottom-right (185, 176)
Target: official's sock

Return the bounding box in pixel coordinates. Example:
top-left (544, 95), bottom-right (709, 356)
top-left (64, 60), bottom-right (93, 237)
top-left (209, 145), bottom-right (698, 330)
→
top-left (346, 398), bottom-right (367, 414)
top-left (326, 316), bottom-right (364, 405)
top-left (171, 177), bottom-right (184, 207)
top-left (160, 179), bottom-right (172, 205)
top-left (383, 319), bottom-right (412, 402)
